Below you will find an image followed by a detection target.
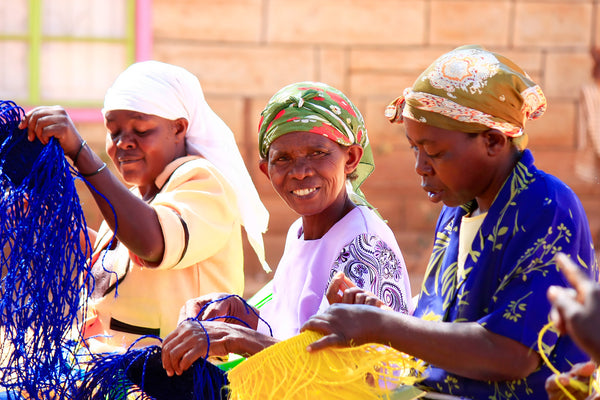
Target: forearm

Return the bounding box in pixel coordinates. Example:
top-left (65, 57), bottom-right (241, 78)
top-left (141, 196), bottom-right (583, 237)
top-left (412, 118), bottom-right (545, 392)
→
top-left (227, 325), bottom-right (279, 357)
top-left (76, 146), bottom-right (164, 262)
top-left (372, 310), bottom-right (540, 381)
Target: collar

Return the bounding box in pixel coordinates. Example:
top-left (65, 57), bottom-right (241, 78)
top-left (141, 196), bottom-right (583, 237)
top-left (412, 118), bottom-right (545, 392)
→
top-left (154, 155), bottom-right (201, 190)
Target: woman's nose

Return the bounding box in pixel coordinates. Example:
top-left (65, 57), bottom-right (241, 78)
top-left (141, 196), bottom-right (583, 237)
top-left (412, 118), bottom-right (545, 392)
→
top-left (116, 132), bottom-right (136, 149)
top-left (414, 150), bottom-right (433, 176)
top-left (289, 157), bottom-right (314, 179)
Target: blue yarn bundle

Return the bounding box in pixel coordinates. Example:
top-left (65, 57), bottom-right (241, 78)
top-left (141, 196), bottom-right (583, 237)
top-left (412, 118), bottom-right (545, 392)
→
top-left (76, 343), bottom-right (229, 400)
top-left (0, 101), bottom-right (93, 398)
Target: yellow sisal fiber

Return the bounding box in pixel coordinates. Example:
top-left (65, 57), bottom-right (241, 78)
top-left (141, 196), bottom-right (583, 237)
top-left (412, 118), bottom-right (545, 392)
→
top-left (538, 321), bottom-right (600, 400)
top-left (227, 330), bottom-right (425, 400)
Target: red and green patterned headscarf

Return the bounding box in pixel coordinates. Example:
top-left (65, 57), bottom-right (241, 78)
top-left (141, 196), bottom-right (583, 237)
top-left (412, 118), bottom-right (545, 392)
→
top-left (258, 81), bottom-right (375, 209)
top-left (385, 45), bottom-right (547, 150)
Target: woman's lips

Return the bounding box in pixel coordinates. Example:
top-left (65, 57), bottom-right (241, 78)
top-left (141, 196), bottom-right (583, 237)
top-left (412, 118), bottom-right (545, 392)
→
top-left (427, 190), bottom-right (443, 203)
top-left (422, 185), bottom-right (443, 203)
top-left (291, 187), bottom-right (319, 198)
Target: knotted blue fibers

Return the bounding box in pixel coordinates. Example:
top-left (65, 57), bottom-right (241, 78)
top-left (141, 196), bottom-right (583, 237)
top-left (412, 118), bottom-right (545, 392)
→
top-left (76, 344), bottom-right (228, 400)
top-left (0, 100), bottom-right (93, 398)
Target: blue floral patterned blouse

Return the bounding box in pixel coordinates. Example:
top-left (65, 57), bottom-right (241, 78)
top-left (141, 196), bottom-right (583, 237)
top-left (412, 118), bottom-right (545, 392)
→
top-left (414, 149), bottom-right (598, 399)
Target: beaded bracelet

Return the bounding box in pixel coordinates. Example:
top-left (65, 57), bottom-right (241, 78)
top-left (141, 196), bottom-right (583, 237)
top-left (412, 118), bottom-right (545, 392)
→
top-left (81, 162), bottom-right (107, 178)
top-left (72, 140), bottom-right (87, 166)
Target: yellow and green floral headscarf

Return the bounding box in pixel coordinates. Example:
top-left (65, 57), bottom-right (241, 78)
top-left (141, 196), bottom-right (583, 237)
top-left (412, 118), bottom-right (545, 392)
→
top-left (385, 45), bottom-right (547, 150)
top-left (258, 81), bottom-right (375, 209)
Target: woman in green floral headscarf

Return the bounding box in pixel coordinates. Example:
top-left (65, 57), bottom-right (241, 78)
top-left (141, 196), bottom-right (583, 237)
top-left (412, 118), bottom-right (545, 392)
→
top-left (161, 82), bottom-right (412, 375)
top-left (302, 46), bottom-right (598, 400)
top-left (258, 81), bottom-right (375, 209)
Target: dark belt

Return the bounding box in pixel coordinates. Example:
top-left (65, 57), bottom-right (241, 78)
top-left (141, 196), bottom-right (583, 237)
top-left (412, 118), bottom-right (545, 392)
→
top-left (110, 317), bottom-right (160, 336)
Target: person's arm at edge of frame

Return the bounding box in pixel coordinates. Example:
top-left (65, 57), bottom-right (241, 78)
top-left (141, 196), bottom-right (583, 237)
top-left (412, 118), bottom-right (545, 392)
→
top-left (302, 303), bottom-right (540, 382)
top-left (20, 106), bottom-right (165, 264)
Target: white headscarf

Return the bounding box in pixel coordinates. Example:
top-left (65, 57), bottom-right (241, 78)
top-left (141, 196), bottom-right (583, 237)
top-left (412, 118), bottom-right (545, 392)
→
top-left (102, 60), bottom-right (270, 272)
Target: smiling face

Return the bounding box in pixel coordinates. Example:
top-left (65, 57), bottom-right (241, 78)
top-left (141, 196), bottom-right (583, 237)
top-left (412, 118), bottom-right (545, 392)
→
top-left (404, 118), bottom-right (514, 211)
top-left (105, 110), bottom-right (187, 199)
top-left (260, 131), bottom-right (362, 221)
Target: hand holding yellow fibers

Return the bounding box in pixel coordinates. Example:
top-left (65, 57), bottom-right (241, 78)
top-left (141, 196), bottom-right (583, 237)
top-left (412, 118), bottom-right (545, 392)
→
top-left (227, 330), bottom-right (425, 400)
top-left (538, 321), bottom-right (599, 399)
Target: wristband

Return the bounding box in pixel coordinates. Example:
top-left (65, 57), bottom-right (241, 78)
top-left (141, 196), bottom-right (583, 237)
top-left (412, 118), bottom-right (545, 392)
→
top-left (72, 140), bottom-right (87, 166)
top-left (81, 162), bottom-right (107, 178)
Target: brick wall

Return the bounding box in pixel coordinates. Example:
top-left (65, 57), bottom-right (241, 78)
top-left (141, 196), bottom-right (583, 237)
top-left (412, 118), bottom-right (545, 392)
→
top-left (81, 0), bottom-right (600, 297)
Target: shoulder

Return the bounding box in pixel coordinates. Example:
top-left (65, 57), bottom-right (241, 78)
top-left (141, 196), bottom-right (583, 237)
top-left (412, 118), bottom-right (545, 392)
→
top-left (521, 166), bottom-right (585, 221)
top-left (170, 156), bottom-right (227, 182)
top-left (160, 156), bottom-right (234, 194)
top-left (332, 207), bottom-right (404, 258)
top-left (492, 151), bottom-right (586, 228)
top-left (334, 206), bottom-right (392, 235)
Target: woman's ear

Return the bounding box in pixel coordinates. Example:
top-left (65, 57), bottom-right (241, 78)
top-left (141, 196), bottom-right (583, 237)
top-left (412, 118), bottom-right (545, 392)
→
top-left (345, 144), bottom-right (363, 175)
top-left (174, 118), bottom-right (189, 140)
top-left (483, 129), bottom-right (509, 156)
top-left (258, 159), bottom-right (269, 179)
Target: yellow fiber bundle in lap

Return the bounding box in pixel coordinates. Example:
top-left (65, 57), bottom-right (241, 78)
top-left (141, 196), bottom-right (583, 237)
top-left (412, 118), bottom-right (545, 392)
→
top-left (227, 330), bottom-right (425, 400)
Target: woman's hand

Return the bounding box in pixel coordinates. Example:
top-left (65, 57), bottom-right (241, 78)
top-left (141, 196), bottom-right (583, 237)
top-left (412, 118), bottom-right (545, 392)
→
top-left (326, 272), bottom-right (391, 310)
top-left (162, 320), bottom-right (278, 376)
top-left (545, 361), bottom-right (598, 400)
top-left (178, 293), bottom-right (259, 329)
top-left (548, 253), bottom-right (600, 363)
top-left (19, 106), bottom-right (83, 160)
top-left (301, 303), bottom-right (385, 352)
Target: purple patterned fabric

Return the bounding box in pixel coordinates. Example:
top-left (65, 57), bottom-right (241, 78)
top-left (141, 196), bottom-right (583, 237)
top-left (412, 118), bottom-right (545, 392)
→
top-left (259, 206), bottom-right (412, 340)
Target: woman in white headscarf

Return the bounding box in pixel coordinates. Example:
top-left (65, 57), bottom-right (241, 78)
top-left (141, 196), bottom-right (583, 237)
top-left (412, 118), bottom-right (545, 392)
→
top-left (20, 60), bottom-right (269, 349)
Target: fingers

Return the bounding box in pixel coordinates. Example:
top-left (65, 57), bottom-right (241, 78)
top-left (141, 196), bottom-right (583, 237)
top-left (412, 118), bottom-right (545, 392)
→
top-left (18, 106), bottom-right (82, 154)
top-left (343, 287), bottom-right (367, 304)
top-left (305, 333), bottom-right (344, 353)
top-left (340, 287), bottom-right (383, 308)
top-left (556, 253), bottom-right (593, 301)
top-left (571, 360), bottom-right (598, 377)
top-left (162, 321), bottom-right (207, 377)
top-left (161, 328), bottom-right (183, 376)
top-left (545, 372), bottom-right (571, 399)
top-left (21, 107), bottom-right (63, 144)
top-left (326, 272), bottom-right (354, 304)
top-left (325, 272), bottom-right (385, 309)
top-left (177, 293), bottom-right (229, 324)
top-left (545, 362), bottom-right (597, 400)
top-left (301, 309), bottom-right (349, 352)
top-left (301, 315), bottom-right (329, 335)
top-left (178, 298), bottom-right (204, 323)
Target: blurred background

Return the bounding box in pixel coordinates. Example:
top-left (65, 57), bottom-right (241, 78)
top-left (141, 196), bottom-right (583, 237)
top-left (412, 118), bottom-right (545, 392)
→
top-left (1, 0), bottom-right (599, 297)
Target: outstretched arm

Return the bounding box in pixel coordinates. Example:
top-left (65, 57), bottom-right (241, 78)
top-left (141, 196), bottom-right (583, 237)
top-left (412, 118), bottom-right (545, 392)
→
top-left (302, 304), bottom-right (540, 381)
top-left (19, 106), bottom-right (164, 263)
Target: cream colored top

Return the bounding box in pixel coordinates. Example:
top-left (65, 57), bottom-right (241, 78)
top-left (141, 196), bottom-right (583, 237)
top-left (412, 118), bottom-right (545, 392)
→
top-left (85, 156), bottom-right (244, 349)
top-left (457, 212), bottom-right (487, 280)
